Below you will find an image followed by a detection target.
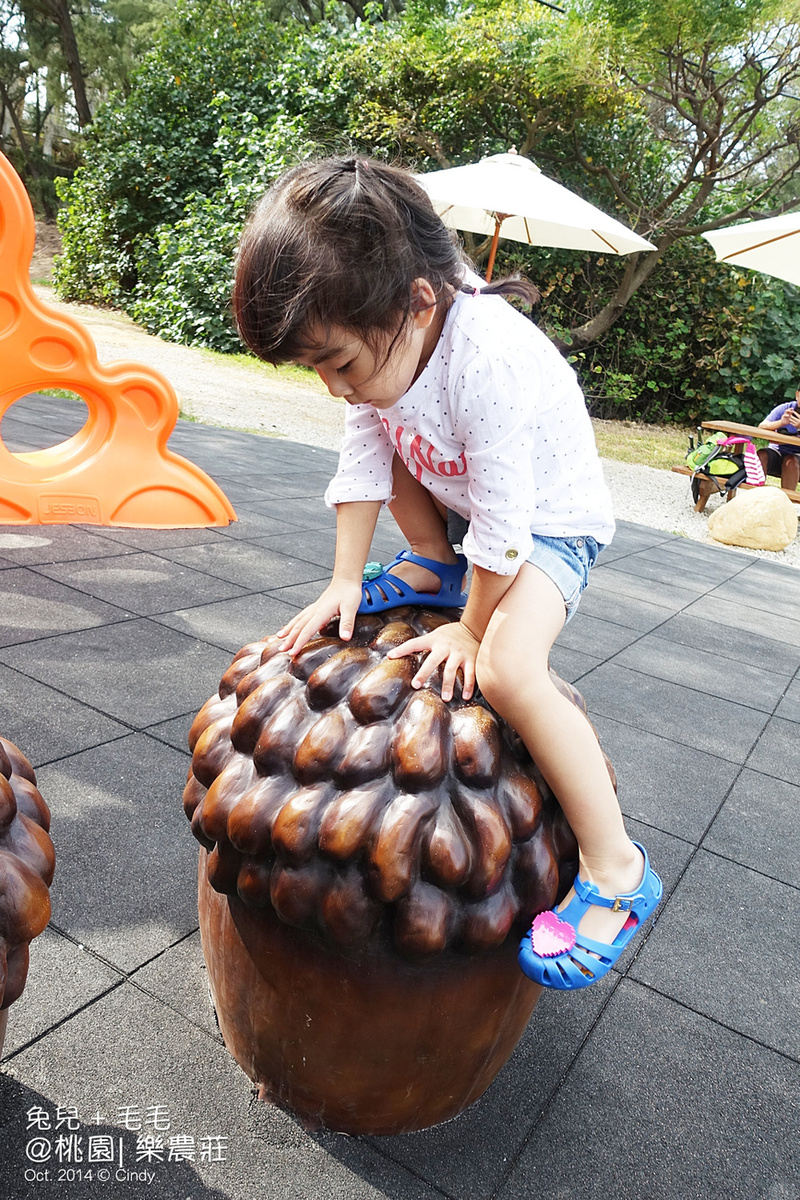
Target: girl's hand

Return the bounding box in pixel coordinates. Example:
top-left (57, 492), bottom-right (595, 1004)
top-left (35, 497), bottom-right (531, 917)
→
top-left (387, 621), bottom-right (481, 702)
top-left (278, 578), bottom-right (364, 656)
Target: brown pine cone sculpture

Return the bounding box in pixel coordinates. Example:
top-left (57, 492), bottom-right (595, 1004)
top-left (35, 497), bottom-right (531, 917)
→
top-left (184, 608), bottom-right (603, 960)
top-left (0, 738), bottom-right (55, 1010)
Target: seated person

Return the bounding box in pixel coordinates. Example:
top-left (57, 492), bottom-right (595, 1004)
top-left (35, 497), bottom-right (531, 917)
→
top-left (758, 390), bottom-right (800, 492)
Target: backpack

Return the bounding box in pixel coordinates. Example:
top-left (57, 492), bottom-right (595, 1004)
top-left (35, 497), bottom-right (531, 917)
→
top-left (684, 433), bottom-right (765, 504)
top-left (685, 434), bottom-right (742, 477)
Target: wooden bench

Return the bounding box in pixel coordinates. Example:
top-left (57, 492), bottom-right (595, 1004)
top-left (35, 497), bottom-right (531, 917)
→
top-left (670, 465), bottom-right (800, 512)
top-left (674, 419), bottom-right (800, 513)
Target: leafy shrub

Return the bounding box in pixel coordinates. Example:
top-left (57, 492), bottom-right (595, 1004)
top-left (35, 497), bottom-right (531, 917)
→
top-left (492, 235), bottom-right (800, 425)
top-left (55, 165), bottom-right (129, 306)
top-left (131, 111), bottom-right (321, 351)
top-left (697, 278), bottom-right (800, 422)
top-left (54, 0), bottom-right (325, 306)
top-left (52, 0), bottom-right (800, 427)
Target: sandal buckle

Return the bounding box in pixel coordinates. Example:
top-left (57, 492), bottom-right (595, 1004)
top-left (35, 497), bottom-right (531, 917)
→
top-left (611, 897), bottom-right (633, 913)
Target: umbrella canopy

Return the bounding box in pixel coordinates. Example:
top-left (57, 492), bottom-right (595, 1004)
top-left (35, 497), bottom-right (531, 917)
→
top-left (416, 152), bottom-right (656, 280)
top-left (702, 212), bottom-right (800, 287)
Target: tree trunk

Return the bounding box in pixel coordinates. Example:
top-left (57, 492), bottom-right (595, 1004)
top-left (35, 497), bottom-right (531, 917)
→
top-left (0, 81), bottom-right (58, 217)
top-left (33, 0), bottom-right (92, 127)
top-left (555, 240), bottom-right (669, 353)
top-left (0, 84), bottom-right (36, 175)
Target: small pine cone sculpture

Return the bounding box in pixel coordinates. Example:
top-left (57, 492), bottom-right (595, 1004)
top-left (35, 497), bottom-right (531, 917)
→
top-left (0, 738), bottom-right (55, 1018)
top-left (185, 608), bottom-right (591, 960)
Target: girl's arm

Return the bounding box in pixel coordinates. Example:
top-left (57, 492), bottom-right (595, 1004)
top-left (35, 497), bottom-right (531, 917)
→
top-left (387, 564), bottom-right (514, 702)
top-left (459, 564), bottom-right (515, 643)
top-left (279, 500), bottom-right (381, 654)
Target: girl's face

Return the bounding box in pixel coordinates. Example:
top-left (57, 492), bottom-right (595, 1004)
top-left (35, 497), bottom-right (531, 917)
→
top-left (294, 280), bottom-right (442, 411)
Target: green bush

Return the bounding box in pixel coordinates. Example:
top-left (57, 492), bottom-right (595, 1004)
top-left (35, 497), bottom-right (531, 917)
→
top-left (131, 111), bottom-right (321, 351)
top-left (54, 0), bottom-right (325, 306)
top-left (698, 278), bottom-right (800, 421)
top-left (51, 0), bottom-right (800, 426)
top-left (493, 235), bottom-right (800, 425)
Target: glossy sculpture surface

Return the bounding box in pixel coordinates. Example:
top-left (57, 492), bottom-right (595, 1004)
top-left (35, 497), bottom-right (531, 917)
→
top-left (0, 150), bottom-right (235, 527)
top-left (0, 737), bottom-right (55, 1052)
top-left (185, 607), bottom-right (603, 1134)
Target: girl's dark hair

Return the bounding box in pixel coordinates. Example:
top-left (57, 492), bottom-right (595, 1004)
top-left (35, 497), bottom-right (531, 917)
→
top-left (232, 155), bottom-right (539, 365)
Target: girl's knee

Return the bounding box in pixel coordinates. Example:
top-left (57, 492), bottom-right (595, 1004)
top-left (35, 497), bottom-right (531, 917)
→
top-left (476, 645), bottom-right (548, 715)
top-left (475, 645), bottom-right (501, 708)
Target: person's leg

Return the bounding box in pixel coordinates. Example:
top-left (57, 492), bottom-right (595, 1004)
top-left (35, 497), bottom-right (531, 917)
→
top-left (476, 562), bottom-right (644, 951)
top-left (379, 453), bottom-right (462, 595)
top-left (780, 452), bottom-right (800, 492)
top-left (760, 448), bottom-right (782, 479)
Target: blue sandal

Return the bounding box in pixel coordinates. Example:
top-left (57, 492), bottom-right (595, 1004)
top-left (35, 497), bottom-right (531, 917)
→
top-left (358, 549), bottom-right (468, 613)
top-left (518, 841), bottom-right (662, 990)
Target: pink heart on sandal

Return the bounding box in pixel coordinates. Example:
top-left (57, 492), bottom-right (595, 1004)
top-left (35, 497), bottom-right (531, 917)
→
top-left (531, 910), bottom-right (576, 958)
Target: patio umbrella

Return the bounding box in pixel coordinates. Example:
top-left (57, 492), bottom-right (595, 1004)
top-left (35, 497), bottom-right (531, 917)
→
top-left (416, 152), bottom-right (656, 280)
top-left (701, 212), bottom-right (800, 287)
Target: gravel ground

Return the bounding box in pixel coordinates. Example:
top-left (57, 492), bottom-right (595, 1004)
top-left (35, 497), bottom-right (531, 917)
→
top-left (32, 286), bottom-right (346, 450)
top-left (602, 457), bottom-right (800, 569)
top-left (30, 286), bottom-right (800, 570)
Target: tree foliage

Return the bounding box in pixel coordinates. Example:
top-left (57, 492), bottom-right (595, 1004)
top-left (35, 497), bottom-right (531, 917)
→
top-left (55, 0), bottom-right (331, 302)
top-left (50, 0), bottom-right (800, 422)
top-left (1, 0), bottom-right (170, 213)
top-left (131, 109), bottom-right (321, 349)
top-left (523, 236), bottom-right (800, 423)
top-left (556, 0), bottom-right (800, 348)
top-left (332, 0), bottom-right (800, 344)
top-left (333, 0), bottom-right (626, 168)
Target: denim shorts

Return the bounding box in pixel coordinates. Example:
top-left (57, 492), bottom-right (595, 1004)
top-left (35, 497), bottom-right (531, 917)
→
top-left (527, 534), bottom-right (603, 623)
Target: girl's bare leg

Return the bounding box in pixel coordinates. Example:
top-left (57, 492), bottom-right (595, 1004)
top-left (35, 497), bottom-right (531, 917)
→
top-left (476, 562), bottom-right (644, 948)
top-left (383, 453), bottom-right (462, 594)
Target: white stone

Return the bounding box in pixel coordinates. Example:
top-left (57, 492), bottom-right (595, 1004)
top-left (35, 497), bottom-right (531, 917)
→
top-left (707, 486), bottom-right (798, 551)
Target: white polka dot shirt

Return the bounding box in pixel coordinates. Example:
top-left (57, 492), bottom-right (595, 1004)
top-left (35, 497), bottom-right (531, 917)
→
top-left (325, 290), bottom-right (616, 575)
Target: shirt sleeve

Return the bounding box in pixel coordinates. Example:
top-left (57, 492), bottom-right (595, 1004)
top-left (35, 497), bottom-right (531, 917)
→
top-left (454, 352), bottom-right (542, 575)
top-left (764, 401), bottom-right (796, 428)
top-left (324, 403), bottom-right (395, 508)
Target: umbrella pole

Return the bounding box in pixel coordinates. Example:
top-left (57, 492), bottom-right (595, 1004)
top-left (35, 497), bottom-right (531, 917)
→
top-left (485, 216), bottom-right (506, 282)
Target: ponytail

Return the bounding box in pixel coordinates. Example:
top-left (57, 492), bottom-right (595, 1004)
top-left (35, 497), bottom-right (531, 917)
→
top-left (460, 278), bottom-right (540, 309)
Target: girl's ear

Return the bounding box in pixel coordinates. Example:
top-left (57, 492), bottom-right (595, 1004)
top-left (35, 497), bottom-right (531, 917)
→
top-left (410, 278), bottom-right (438, 328)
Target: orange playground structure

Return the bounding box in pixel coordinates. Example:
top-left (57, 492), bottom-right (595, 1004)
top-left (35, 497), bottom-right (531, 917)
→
top-left (0, 152), bottom-right (236, 528)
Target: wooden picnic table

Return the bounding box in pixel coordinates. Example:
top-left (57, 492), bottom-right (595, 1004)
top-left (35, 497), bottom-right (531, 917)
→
top-left (700, 419), bottom-right (800, 449)
top-left (671, 419), bottom-right (800, 512)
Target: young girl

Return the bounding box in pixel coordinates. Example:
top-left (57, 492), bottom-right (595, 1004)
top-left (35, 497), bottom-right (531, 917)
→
top-left (232, 155), bottom-right (661, 990)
